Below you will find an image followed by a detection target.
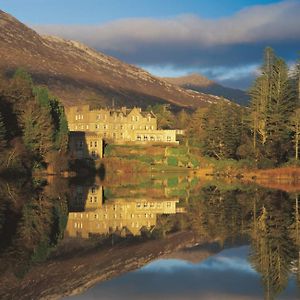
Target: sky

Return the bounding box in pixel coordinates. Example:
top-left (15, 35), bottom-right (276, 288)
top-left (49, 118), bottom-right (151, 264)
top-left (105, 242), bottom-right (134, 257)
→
top-left (1, 0), bottom-right (300, 90)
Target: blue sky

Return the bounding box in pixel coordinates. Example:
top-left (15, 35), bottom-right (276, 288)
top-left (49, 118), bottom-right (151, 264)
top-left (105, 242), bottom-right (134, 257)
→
top-left (1, 0), bottom-right (282, 24)
top-left (1, 0), bottom-right (299, 89)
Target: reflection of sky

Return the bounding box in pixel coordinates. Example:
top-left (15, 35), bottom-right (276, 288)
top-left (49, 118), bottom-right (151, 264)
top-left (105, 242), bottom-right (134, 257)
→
top-left (67, 246), bottom-right (299, 300)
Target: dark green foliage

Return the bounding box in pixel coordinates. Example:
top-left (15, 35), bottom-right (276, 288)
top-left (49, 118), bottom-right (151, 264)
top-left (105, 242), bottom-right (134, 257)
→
top-left (0, 112), bottom-right (6, 151)
top-left (147, 104), bottom-right (175, 129)
top-left (0, 69), bottom-right (69, 173)
top-left (249, 48), bottom-right (296, 165)
top-left (202, 102), bottom-right (243, 159)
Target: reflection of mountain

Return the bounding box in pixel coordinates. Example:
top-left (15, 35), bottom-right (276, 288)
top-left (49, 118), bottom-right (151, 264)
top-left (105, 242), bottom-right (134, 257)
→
top-left (66, 185), bottom-right (183, 238)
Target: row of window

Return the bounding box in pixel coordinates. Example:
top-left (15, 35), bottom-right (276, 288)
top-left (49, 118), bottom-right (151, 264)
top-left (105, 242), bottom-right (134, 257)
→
top-left (73, 212), bottom-right (155, 220)
top-left (136, 202), bottom-right (172, 208)
top-left (136, 135), bottom-right (172, 142)
top-left (75, 114), bottom-right (84, 120)
top-left (73, 221), bottom-right (152, 230)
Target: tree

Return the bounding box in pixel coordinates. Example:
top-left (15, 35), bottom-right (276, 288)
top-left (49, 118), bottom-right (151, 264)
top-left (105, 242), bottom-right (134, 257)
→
top-left (177, 109), bottom-right (189, 129)
top-left (22, 101), bottom-right (54, 159)
top-left (249, 48), bottom-right (294, 164)
top-left (0, 112), bottom-right (6, 151)
top-left (202, 102), bottom-right (243, 159)
top-left (148, 104), bottom-right (175, 129)
top-left (290, 108), bottom-right (300, 160)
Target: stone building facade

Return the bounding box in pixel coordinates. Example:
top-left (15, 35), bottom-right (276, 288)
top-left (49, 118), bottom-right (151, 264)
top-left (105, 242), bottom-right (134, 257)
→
top-left (68, 131), bottom-right (103, 160)
top-left (65, 105), bottom-right (179, 144)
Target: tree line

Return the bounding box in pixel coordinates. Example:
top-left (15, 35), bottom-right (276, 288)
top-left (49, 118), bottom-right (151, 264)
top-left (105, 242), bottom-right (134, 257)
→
top-left (0, 69), bottom-right (69, 175)
top-left (150, 48), bottom-right (300, 168)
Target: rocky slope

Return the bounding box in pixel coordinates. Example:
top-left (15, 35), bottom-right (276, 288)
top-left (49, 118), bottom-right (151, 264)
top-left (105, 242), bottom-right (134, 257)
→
top-left (164, 73), bottom-right (249, 106)
top-left (0, 10), bottom-right (224, 109)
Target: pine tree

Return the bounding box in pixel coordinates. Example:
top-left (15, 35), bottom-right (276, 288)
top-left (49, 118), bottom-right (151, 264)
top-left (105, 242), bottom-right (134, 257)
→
top-left (0, 112), bottom-right (6, 151)
top-left (250, 48), bottom-right (294, 164)
top-left (22, 101), bottom-right (54, 158)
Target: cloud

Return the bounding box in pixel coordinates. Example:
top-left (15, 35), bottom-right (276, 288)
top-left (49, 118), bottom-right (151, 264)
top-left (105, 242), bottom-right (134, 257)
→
top-left (34, 0), bottom-right (300, 88)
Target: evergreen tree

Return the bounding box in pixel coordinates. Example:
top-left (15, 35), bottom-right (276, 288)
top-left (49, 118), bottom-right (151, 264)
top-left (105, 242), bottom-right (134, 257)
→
top-left (202, 102), bottom-right (243, 159)
top-left (249, 48), bottom-right (294, 164)
top-left (22, 101), bottom-right (54, 159)
top-left (0, 112), bottom-right (6, 151)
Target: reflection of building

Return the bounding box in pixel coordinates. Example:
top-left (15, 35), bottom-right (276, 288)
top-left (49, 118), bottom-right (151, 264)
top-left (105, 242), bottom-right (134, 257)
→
top-left (65, 105), bottom-right (179, 144)
top-left (65, 185), bottom-right (182, 238)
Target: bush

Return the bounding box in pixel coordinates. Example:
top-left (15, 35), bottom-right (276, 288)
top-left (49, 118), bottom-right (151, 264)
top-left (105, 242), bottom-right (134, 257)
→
top-left (167, 156), bottom-right (178, 166)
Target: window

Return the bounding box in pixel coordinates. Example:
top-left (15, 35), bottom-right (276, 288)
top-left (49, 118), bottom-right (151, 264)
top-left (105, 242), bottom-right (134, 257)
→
top-left (94, 196), bottom-right (97, 202)
top-left (86, 125), bottom-right (89, 130)
top-left (131, 125), bottom-right (135, 130)
top-left (137, 135), bottom-right (141, 141)
top-left (104, 124), bottom-right (108, 129)
top-left (90, 196), bottom-right (93, 202)
top-left (95, 124), bottom-right (98, 129)
top-left (150, 136), bottom-right (155, 141)
top-left (167, 136), bottom-right (171, 142)
top-left (90, 141), bottom-right (93, 148)
top-left (120, 125), bottom-right (123, 129)
top-left (137, 203), bottom-right (141, 208)
top-left (75, 115), bottom-right (78, 120)
top-left (167, 202), bottom-right (171, 207)
top-left (94, 141), bottom-right (97, 147)
top-left (144, 135), bottom-right (148, 141)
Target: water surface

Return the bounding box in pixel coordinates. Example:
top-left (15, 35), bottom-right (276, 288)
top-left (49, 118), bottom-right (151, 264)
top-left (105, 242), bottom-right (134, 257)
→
top-left (0, 175), bottom-right (299, 299)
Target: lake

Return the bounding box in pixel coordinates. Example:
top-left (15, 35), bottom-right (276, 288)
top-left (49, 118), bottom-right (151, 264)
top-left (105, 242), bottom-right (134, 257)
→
top-left (0, 174), bottom-right (299, 299)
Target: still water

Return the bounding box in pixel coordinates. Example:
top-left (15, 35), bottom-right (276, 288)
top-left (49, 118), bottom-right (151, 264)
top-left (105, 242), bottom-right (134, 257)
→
top-left (0, 174), bottom-right (299, 299)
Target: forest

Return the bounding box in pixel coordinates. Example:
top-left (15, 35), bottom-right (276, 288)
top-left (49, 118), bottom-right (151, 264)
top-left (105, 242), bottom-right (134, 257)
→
top-left (0, 68), bottom-right (69, 176)
top-left (150, 48), bottom-right (300, 169)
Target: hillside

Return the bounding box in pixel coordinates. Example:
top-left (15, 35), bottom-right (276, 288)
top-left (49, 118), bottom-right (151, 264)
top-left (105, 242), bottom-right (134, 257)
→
top-left (164, 73), bottom-right (249, 106)
top-left (0, 10), bottom-right (225, 109)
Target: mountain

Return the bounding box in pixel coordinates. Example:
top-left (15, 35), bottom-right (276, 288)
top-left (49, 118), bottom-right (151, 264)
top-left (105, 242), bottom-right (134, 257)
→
top-left (0, 10), bottom-right (226, 109)
top-left (163, 73), bottom-right (249, 106)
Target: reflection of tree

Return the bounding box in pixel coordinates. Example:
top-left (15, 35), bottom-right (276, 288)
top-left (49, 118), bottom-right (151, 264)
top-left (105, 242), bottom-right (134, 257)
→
top-left (187, 183), bottom-right (300, 299)
top-left (250, 191), bottom-right (298, 300)
top-left (290, 194), bottom-right (300, 290)
top-left (0, 178), bottom-right (68, 277)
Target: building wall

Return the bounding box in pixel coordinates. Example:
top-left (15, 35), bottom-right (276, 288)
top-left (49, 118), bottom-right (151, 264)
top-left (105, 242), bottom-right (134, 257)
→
top-left (69, 132), bottom-right (103, 160)
top-left (65, 105), bottom-right (178, 144)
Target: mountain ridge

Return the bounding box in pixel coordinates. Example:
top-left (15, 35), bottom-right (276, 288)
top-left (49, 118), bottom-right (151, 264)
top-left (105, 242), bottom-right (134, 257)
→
top-left (0, 10), bottom-right (227, 109)
top-left (163, 73), bottom-right (249, 105)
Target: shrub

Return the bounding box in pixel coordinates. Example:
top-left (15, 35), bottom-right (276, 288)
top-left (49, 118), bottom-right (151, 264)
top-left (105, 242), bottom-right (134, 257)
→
top-left (167, 156), bottom-right (178, 166)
